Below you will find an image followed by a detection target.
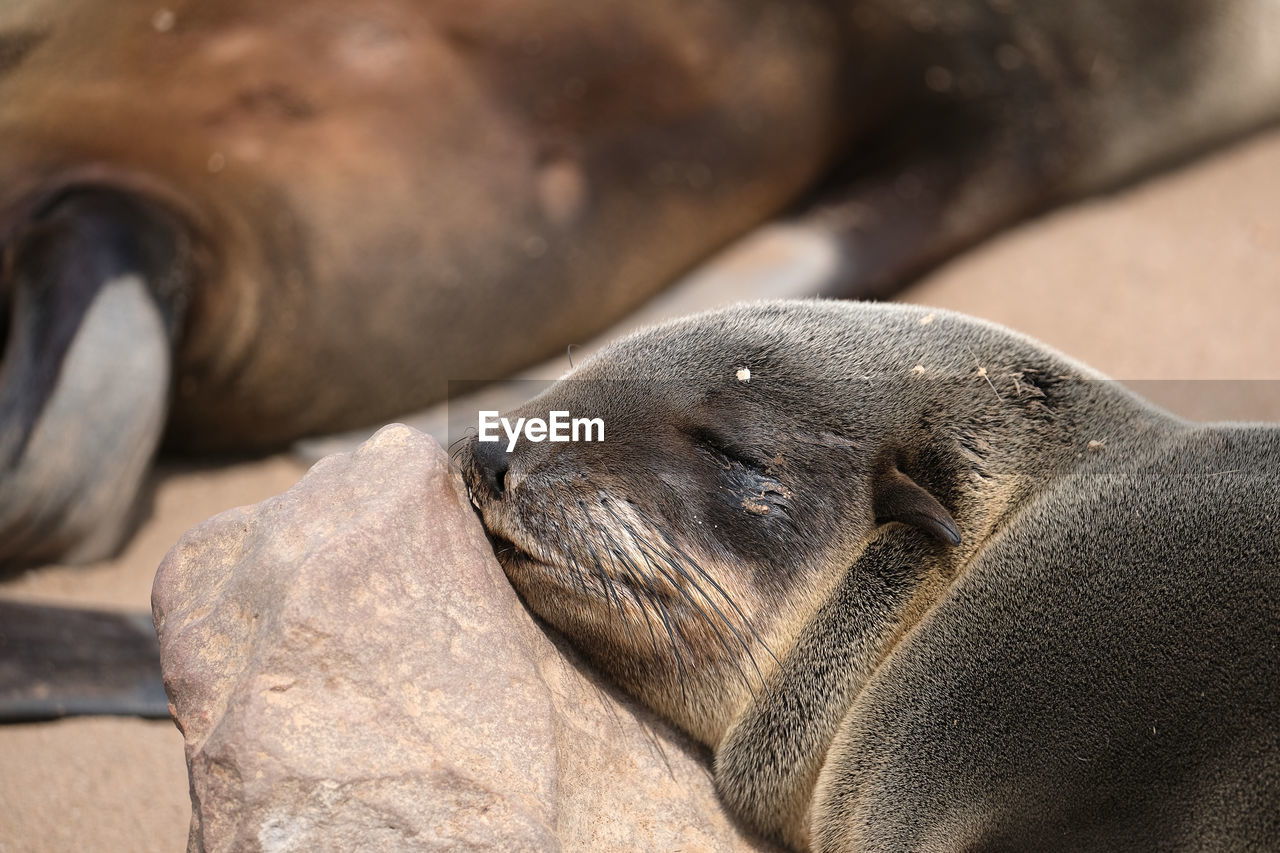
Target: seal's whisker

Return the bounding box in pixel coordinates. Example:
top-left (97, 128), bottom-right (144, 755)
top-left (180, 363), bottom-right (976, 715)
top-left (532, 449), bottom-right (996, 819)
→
top-left (448, 435), bottom-right (478, 473)
top-left (638, 575), bottom-right (690, 706)
top-left (560, 498), bottom-right (611, 600)
top-left (613, 553), bottom-right (686, 695)
top-left (636, 542), bottom-right (759, 696)
top-left (641, 539), bottom-right (766, 695)
top-left (563, 504), bottom-right (623, 616)
top-left (602, 526), bottom-right (714, 684)
top-left (586, 508), bottom-right (632, 616)
top-left (965, 345), bottom-right (1003, 401)
top-left (581, 509), bottom-right (690, 703)
top-left (654, 526), bottom-right (779, 668)
top-left (572, 506), bottom-right (668, 665)
top-left (596, 498), bottom-right (761, 692)
top-left (450, 444), bottom-right (471, 481)
top-left (448, 429), bottom-right (477, 454)
top-left (534, 522), bottom-right (580, 596)
top-left (554, 508), bottom-right (595, 606)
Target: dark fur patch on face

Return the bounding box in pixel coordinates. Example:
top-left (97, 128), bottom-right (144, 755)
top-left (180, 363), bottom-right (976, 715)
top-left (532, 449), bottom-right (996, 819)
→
top-left (0, 29), bottom-right (47, 77)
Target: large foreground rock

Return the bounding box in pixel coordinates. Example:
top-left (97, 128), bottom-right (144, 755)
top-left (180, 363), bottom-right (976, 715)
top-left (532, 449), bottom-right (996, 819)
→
top-left (153, 424), bottom-right (774, 852)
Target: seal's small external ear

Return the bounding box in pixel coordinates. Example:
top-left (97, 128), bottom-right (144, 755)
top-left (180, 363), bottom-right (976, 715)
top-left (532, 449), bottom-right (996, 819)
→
top-left (873, 468), bottom-right (961, 546)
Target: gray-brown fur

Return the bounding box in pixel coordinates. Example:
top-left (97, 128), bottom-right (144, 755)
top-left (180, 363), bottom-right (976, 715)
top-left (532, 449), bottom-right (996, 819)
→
top-left (462, 300), bottom-right (1279, 851)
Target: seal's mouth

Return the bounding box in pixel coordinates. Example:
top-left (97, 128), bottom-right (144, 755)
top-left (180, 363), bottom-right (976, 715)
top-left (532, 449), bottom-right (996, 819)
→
top-left (483, 528), bottom-right (538, 569)
top-left (477, 498), bottom-right (689, 611)
top-left (466, 489), bottom-right (542, 569)
top-left (460, 446), bottom-right (577, 579)
top-left (473, 506), bottom-right (589, 590)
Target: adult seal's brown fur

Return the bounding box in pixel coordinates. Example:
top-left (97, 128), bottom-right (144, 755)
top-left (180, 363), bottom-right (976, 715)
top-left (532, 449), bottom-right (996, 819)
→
top-left (0, 0), bottom-right (847, 565)
top-left (463, 301), bottom-right (1280, 851)
top-left (4, 0), bottom-right (1280, 566)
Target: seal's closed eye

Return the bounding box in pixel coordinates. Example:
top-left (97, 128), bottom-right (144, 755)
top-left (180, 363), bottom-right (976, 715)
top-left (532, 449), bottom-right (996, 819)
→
top-left (688, 426), bottom-right (765, 472)
top-left (873, 467), bottom-right (961, 546)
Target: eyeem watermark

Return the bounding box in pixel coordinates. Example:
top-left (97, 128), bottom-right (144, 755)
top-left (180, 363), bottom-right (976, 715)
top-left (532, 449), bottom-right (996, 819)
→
top-left (478, 410), bottom-right (604, 451)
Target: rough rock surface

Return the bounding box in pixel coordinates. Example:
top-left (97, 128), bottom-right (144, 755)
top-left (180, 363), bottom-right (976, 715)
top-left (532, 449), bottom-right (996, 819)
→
top-left (152, 423), bottom-right (775, 853)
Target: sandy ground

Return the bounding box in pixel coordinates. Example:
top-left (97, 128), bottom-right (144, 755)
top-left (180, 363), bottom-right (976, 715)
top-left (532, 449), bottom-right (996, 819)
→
top-left (0, 458), bottom-right (305, 853)
top-left (1, 127), bottom-right (1277, 851)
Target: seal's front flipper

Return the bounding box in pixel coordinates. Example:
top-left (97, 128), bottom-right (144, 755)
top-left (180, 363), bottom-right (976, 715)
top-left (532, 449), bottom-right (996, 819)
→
top-left (0, 600), bottom-right (167, 721)
top-left (0, 189), bottom-right (187, 568)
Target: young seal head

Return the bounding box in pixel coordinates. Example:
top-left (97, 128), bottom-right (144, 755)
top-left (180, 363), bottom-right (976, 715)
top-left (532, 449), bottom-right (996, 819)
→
top-left (462, 300), bottom-right (1280, 850)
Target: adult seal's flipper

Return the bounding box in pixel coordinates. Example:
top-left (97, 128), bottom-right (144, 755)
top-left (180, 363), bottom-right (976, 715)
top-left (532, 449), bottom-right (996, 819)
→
top-left (0, 601), bottom-right (168, 721)
top-left (0, 189), bottom-right (186, 567)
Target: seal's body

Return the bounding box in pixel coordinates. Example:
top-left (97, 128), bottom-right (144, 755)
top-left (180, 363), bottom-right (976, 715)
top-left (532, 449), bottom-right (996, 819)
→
top-left (4, 0), bottom-right (1280, 564)
top-left (463, 301), bottom-right (1280, 851)
top-left (0, 0), bottom-right (846, 564)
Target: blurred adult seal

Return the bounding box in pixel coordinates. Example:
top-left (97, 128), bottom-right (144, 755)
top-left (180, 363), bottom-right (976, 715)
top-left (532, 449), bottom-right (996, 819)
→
top-left (463, 301), bottom-right (1279, 851)
top-left (0, 0), bottom-right (847, 566)
top-left (3, 0), bottom-right (1280, 566)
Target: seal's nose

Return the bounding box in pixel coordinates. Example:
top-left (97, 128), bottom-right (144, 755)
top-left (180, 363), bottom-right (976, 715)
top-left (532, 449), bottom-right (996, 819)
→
top-left (471, 439), bottom-right (510, 497)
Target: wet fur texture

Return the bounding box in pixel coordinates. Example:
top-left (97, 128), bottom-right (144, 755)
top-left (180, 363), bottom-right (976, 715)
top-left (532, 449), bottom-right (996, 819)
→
top-left (463, 300), bottom-right (1280, 851)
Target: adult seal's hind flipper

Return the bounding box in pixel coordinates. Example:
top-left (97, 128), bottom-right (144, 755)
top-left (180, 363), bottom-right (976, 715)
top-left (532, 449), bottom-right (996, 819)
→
top-left (0, 600), bottom-right (168, 721)
top-left (0, 189), bottom-right (188, 566)
top-left (804, 0), bottom-right (1280, 298)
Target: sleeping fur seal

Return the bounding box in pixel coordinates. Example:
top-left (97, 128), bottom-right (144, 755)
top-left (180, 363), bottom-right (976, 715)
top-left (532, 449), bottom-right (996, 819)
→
top-left (4, 0), bottom-right (1280, 566)
top-left (462, 300), bottom-right (1280, 851)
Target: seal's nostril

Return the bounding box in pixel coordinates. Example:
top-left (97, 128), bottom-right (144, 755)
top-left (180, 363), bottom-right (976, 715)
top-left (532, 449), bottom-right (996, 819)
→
top-left (472, 439), bottom-right (510, 497)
